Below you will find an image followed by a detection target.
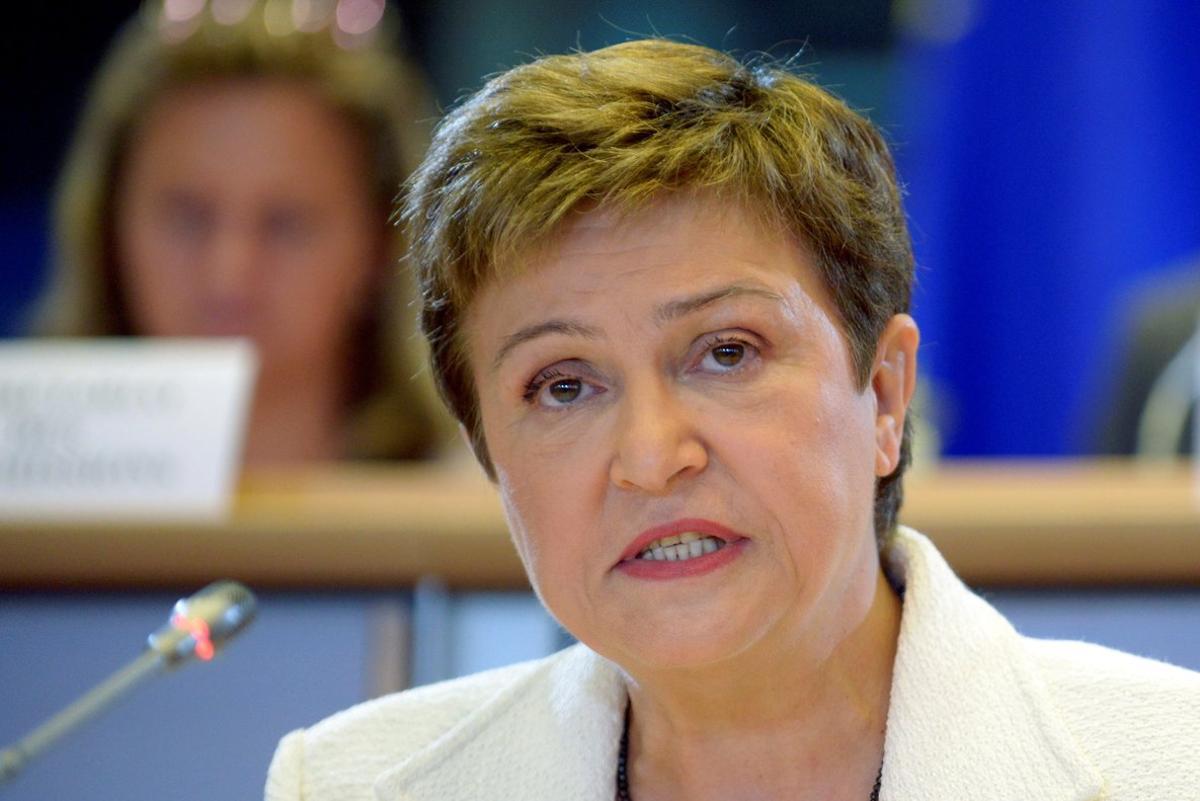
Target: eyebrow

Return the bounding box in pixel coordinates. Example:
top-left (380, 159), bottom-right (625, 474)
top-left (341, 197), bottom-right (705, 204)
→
top-left (492, 319), bottom-right (602, 370)
top-left (653, 283), bottom-right (784, 325)
top-left (490, 282), bottom-right (784, 371)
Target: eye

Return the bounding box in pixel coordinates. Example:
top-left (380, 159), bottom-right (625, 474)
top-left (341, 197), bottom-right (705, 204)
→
top-left (522, 368), bottom-right (602, 408)
top-left (262, 208), bottom-right (312, 245)
top-left (711, 343), bottom-right (745, 367)
top-left (698, 336), bottom-right (758, 373)
top-left (546, 378), bottom-right (584, 404)
top-left (161, 197), bottom-right (213, 242)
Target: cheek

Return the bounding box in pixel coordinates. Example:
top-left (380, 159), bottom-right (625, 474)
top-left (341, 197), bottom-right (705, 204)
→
top-left (116, 221), bottom-right (199, 334)
top-left (495, 465), bottom-right (587, 620)
top-left (486, 405), bottom-right (608, 622)
top-left (263, 225), bottom-right (379, 344)
top-left (801, 381), bottom-right (878, 504)
top-left (491, 424), bottom-right (564, 570)
top-left (722, 375), bottom-right (877, 533)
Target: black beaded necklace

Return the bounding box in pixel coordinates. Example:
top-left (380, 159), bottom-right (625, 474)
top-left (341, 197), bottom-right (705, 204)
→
top-left (615, 703), bottom-right (883, 801)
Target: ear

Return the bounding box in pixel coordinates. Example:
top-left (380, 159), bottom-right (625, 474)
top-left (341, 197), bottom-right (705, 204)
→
top-left (870, 314), bottom-right (920, 477)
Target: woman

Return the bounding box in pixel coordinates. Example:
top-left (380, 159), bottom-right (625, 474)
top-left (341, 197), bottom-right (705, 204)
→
top-left (267, 40), bottom-right (1200, 800)
top-left (35, 0), bottom-right (447, 463)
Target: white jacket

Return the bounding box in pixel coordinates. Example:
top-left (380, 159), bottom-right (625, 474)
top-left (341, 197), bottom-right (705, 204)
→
top-left (265, 528), bottom-right (1200, 800)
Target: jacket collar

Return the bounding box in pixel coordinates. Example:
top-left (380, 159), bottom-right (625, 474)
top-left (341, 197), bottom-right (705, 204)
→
top-left (375, 527), bottom-right (1104, 801)
top-left (878, 527), bottom-right (1103, 801)
top-left (373, 644), bottom-right (626, 801)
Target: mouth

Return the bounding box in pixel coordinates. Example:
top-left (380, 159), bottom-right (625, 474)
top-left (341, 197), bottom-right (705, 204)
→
top-left (617, 518), bottom-right (745, 565)
top-left (631, 531), bottom-right (728, 562)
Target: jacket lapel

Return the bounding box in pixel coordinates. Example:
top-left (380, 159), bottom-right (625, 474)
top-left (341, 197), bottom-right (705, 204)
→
top-left (880, 527), bottom-right (1104, 801)
top-left (373, 645), bottom-right (626, 801)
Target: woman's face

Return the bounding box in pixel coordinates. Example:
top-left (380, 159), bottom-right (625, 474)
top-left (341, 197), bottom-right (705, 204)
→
top-left (114, 80), bottom-right (381, 380)
top-left (465, 193), bottom-right (913, 672)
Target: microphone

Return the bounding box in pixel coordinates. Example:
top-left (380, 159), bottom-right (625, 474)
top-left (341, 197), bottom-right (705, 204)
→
top-left (147, 579), bottom-right (257, 666)
top-left (0, 580), bottom-right (257, 785)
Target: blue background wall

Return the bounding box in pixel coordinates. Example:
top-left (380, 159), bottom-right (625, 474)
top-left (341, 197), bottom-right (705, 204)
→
top-left (896, 1), bottom-right (1200, 454)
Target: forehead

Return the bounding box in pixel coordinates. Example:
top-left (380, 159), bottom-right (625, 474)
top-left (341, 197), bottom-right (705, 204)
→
top-left (482, 191), bottom-right (828, 310)
top-left (462, 191), bottom-right (842, 355)
top-left (123, 79), bottom-right (370, 193)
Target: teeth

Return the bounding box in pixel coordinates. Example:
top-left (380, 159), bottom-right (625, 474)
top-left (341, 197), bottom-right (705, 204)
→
top-left (637, 535), bottom-right (726, 562)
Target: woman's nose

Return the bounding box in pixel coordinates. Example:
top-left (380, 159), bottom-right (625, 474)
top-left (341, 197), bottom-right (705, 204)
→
top-left (205, 222), bottom-right (260, 297)
top-left (608, 380), bottom-right (708, 494)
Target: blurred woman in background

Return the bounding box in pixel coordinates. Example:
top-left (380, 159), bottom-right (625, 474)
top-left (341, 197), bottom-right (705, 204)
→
top-left (34, 0), bottom-right (448, 464)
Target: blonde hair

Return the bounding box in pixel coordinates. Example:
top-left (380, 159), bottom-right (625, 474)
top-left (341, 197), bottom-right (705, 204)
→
top-left (406, 39), bottom-right (915, 540)
top-left (39, 0), bottom-right (446, 459)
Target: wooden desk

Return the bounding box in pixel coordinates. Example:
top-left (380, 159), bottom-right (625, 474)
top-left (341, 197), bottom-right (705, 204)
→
top-left (904, 461), bottom-right (1199, 585)
top-left (1, 461), bottom-right (1197, 589)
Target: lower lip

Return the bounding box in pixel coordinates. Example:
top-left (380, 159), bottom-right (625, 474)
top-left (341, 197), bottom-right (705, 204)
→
top-left (614, 538), bottom-right (747, 581)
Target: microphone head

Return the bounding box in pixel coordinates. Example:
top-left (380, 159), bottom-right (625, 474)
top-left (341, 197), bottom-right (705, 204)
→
top-left (148, 580), bottom-right (257, 667)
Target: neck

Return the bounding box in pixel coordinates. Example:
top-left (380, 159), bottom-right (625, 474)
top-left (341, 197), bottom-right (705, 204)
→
top-left (622, 562), bottom-right (901, 801)
top-left (241, 358), bottom-right (349, 466)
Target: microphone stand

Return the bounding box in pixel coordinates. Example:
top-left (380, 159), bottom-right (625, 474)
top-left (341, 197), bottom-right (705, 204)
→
top-left (0, 579), bottom-right (256, 786)
top-left (0, 649), bottom-right (167, 784)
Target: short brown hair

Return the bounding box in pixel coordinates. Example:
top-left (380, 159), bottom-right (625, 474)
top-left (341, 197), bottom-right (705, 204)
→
top-left (405, 39), bottom-right (915, 541)
top-left (38, 0), bottom-right (445, 459)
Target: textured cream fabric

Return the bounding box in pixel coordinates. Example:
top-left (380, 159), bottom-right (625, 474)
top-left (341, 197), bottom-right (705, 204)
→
top-left (265, 527), bottom-right (1200, 801)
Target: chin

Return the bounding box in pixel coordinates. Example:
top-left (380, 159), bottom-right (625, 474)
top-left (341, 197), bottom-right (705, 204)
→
top-left (596, 612), bottom-right (776, 674)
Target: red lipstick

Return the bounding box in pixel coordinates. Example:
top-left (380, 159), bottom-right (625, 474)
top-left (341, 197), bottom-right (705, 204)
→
top-left (615, 518), bottom-right (747, 581)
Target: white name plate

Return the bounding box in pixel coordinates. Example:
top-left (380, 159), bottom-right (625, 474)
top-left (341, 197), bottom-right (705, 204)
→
top-left (0, 340), bottom-right (256, 520)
